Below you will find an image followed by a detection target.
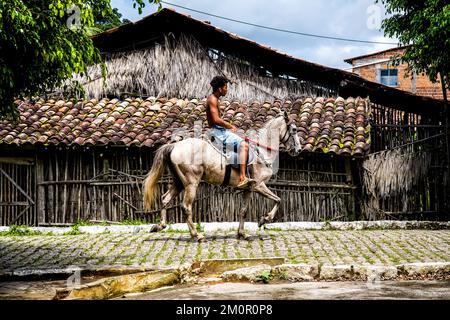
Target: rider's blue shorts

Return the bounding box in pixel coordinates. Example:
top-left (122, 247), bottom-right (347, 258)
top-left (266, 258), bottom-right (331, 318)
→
top-left (209, 125), bottom-right (254, 166)
top-left (210, 124), bottom-right (244, 152)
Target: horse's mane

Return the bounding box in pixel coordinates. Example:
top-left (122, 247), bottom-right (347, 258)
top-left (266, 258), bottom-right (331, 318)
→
top-left (248, 116), bottom-right (284, 142)
top-left (260, 115), bottom-right (283, 132)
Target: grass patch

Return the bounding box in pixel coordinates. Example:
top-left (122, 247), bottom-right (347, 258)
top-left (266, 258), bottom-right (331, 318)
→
top-left (120, 219), bottom-right (151, 225)
top-left (152, 238), bottom-right (170, 265)
top-left (284, 241), bottom-right (299, 264)
top-left (194, 241), bottom-right (203, 262)
top-left (164, 237), bottom-right (180, 266)
top-left (139, 236), bottom-right (158, 264)
top-left (196, 222), bottom-right (204, 233)
top-left (164, 224), bottom-right (190, 233)
top-left (266, 227), bottom-right (284, 232)
top-left (352, 232), bottom-right (389, 264)
top-left (394, 241), bottom-right (416, 263)
top-left (205, 231), bottom-right (219, 260)
top-left (379, 239), bottom-right (402, 264)
top-left (329, 232), bottom-right (360, 264)
top-left (65, 224), bottom-right (81, 235)
top-left (256, 271), bottom-right (273, 284)
top-left (74, 219), bottom-right (94, 226)
top-left (234, 243), bottom-right (242, 259)
top-left (269, 232), bottom-right (281, 256)
top-left (0, 225), bottom-right (43, 236)
top-left (179, 238), bottom-right (193, 265)
top-left (221, 236), bottom-right (228, 259)
top-left (246, 238), bottom-right (255, 258)
top-left (277, 270), bottom-right (289, 281)
top-left (292, 233), bottom-right (309, 264)
top-left (323, 232), bottom-right (345, 261)
top-left (258, 239), bottom-right (266, 258)
top-left (312, 232), bottom-right (336, 264)
top-left (109, 235), bottom-right (133, 264)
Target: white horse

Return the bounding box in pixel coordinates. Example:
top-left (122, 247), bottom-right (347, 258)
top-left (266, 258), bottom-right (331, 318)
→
top-left (143, 110), bottom-right (301, 241)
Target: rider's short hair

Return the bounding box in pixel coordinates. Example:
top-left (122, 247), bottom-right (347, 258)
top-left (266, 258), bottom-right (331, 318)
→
top-left (210, 76), bottom-right (230, 92)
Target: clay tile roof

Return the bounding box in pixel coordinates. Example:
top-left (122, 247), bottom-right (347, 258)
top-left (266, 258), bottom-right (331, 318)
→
top-left (0, 97), bottom-right (372, 156)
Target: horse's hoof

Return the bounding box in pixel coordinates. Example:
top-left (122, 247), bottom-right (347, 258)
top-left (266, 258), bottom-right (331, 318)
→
top-left (196, 234), bottom-right (206, 242)
top-left (237, 233), bottom-right (251, 241)
top-left (258, 217), bottom-right (268, 228)
top-left (150, 224), bottom-right (166, 232)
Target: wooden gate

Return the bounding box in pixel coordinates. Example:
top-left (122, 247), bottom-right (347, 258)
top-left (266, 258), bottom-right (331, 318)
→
top-left (0, 158), bottom-right (36, 226)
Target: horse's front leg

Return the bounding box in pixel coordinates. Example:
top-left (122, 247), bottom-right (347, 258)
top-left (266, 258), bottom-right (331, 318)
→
top-left (254, 182), bottom-right (280, 227)
top-left (237, 191), bottom-right (251, 240)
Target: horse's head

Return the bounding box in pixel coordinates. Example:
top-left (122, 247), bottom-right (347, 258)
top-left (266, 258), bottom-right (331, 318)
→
top-left (280, 110), bottom-right (301, 156)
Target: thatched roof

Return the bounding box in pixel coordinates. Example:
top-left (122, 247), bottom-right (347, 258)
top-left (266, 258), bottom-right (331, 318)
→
top-left (0, 96), bottom-right (371, 156)
top-left (72, 34), bottom-right (333, 102)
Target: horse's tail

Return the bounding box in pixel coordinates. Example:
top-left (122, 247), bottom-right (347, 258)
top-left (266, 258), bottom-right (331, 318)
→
top-left (143, 144), bottom-right (175, 210)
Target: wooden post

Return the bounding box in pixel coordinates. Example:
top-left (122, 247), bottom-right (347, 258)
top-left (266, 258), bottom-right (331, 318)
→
top-left (36, 158), bottom-right (45, 226)
top-left (344, 157), bottom-right (352, 184)
top-left (440, 73), bottom-right (450, 211)
top-left (344, 157), bottom-right (354, 220)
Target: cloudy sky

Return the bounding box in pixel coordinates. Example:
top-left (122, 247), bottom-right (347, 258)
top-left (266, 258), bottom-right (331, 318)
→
top-left (110, 0), bottom-right (398, 70)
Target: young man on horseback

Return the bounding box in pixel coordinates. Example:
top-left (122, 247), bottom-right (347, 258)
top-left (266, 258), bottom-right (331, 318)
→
top-left (206, 76), bottom-right (255, 189)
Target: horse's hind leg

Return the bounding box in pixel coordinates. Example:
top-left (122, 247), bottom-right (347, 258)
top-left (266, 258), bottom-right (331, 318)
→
top-left (237, 191), bottom-right (251, 240)
top-left (182, 184), bottom-right (204, 242)
top-left (150, 184), bottom-right (179, 232)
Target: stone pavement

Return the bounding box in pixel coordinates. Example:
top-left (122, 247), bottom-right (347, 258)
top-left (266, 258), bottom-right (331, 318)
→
top-left (1, 229), bottom-right (449, 274)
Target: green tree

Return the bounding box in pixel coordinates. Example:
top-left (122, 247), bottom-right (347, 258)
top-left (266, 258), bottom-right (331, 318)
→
top-left (378, 0), bottom-right (450, 101)
top-left (0, 0), bottom-right (160, 120)
top-left (93, 6), bottom-right (131, 33)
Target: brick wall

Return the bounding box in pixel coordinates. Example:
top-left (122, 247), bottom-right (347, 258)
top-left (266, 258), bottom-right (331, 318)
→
top-left (350, 48), bottom-right (449, 100)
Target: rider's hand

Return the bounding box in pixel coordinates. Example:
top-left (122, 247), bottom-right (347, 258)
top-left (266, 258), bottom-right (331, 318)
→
top-left (230, 125), bottom-right (237, 133)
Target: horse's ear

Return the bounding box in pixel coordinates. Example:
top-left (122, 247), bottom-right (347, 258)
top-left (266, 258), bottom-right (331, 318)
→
top-left (282, 110), bottom-right (294, 125)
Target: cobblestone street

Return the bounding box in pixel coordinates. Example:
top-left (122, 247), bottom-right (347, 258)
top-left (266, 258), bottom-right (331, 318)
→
top-left (1, 229), bottom-right (449, 273)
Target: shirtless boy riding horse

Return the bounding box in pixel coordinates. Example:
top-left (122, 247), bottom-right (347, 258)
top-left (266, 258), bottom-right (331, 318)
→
top-left (206, 76), bottom-right (255, 189)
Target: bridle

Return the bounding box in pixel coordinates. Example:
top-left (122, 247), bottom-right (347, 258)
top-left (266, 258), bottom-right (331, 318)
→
top-left (280, 124), bottom-right (291, 144)
top-left (242, 118), bottom-right (295, 153)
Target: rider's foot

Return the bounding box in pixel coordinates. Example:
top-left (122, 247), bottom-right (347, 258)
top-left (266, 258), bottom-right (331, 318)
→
top-left (237, 177), bottom-right (255, 189)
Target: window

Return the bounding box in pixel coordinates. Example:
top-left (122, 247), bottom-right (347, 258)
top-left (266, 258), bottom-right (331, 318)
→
top-left (379, 69), bottom-right (398, 87)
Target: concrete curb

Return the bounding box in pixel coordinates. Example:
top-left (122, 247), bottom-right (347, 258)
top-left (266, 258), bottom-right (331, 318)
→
top-left (0, 220), bottom-right (448, 235)
top-left (190, 257), bottom-right (285, 275)
top-left (5, 261), bottom-right (448, 283)
top-left (220, 262), bottom-right (450, 283)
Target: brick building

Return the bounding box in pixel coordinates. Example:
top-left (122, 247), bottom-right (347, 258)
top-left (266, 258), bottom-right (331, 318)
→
top-left (344, 46), bottom-right (449, 100)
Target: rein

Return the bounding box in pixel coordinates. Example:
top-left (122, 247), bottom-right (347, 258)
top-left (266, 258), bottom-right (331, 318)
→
top-left (243, 136), bottom-right (279, 152)
top-left (240, 125), bottom-right (290, 152)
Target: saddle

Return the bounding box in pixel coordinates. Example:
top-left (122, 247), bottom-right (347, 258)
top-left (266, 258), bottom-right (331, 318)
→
top-left (206, 135), bottom-right (256, 168)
